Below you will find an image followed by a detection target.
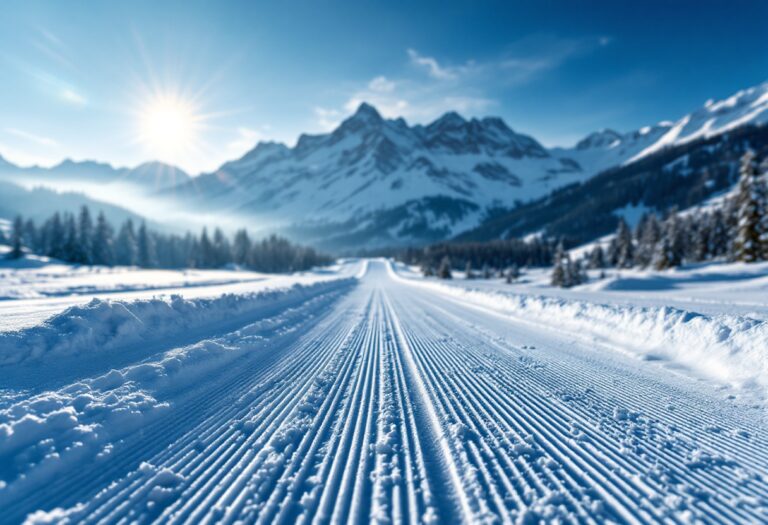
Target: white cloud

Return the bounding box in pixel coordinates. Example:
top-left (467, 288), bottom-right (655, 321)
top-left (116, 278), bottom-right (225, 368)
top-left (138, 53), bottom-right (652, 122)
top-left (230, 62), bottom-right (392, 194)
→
top-left (368, 76), bottom-right (395, 93)
top-left (314, 107), bottom-right (344, 131)
top-left (407, 49), bottom-right (457, 80)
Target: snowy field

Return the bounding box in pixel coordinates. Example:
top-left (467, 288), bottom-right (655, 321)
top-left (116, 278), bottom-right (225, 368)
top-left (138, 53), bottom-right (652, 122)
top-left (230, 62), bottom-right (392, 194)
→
top-left (1, 258), bottom-right (767, 523)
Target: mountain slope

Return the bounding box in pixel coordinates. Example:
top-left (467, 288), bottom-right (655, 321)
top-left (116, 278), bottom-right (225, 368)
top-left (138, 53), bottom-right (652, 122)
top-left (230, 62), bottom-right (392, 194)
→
top-left (166, 82), bottom-right (768, 250)
top-left (457, 123), bottom-right (768, 244)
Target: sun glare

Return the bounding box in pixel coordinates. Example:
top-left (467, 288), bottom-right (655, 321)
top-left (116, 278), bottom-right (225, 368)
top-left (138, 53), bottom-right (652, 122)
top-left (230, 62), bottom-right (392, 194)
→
top-left (138, 94), bottom-right (198, 158)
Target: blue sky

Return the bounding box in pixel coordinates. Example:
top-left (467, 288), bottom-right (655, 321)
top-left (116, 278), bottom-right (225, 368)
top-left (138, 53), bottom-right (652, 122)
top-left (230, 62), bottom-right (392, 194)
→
top-left (0, 0), bottom-right (765, 173)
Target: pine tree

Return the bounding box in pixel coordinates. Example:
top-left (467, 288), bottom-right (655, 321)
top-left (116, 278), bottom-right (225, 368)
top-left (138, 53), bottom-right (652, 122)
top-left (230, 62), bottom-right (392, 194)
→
top-left (232, 229), bottom-right (251, 266)
top-left (760, 157), bottom-right (768, 260)
top-left (115, 220), bottom-right (138, 266)
top-left (46, 213), bottom-right (65, 260)
top-left (92, 212), bottom-right (114, 266)
top-left (615, 218), bottom-right (634, 268)
top-left (137, 222), bottom-right (157, 268)
top-left (733, 151), bottom-right (764, 262)
top-left (690, 213), bottom-right (710, 262)
top-left (481, 263), bottom-right (492, 279)
top-left (605, 238), bottom-right (619, 267)
top-left (23, 219), bottom-right (38, 253)
top-left (62, 214), bottom-right (85, 263)
top-left (421, 263), bottom-right (434, 277)
top-left (587, 245), bottom-right (605, 269)
top-left (9, 215), bottom-right (23, 259)
top-left (570, 259), bottom-right (586, 286)
top-left (199, 228), bottom-right (215, 268)
top-left (707, 209), bottom-right (728, 258)
top-left (438, 256), bottom-right (452, 279)
top-left (636, 214), bottom-right (661, 267)
top-left (78, 206), bottom-right (94, 265)
top-left (551, 240), bottom-right (567, 287)
top-left (653, 212), bottom-right (683, 270)
top-left (465, 261), bottom-right (473, 279)
top-left (213, 228), bottom-right (231, 267)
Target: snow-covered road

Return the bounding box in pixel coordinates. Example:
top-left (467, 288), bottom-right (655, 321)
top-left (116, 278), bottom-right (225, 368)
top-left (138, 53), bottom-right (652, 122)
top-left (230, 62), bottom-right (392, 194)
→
top-left (3, 260), bottom-right (768, 524)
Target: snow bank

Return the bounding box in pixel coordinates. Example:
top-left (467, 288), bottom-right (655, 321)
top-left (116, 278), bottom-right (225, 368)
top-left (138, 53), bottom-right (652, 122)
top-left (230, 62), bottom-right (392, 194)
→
top-left (390, 264), bottom-right (768, 389)
top-left (0, 277), bottom-right (355, 366)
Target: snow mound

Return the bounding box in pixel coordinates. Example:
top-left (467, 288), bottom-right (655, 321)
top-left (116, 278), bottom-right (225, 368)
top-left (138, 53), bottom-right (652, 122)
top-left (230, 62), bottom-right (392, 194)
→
top-left (0, 278), bottom-right (355, 366)
top-left (392, 265), bottom-right (768, 388)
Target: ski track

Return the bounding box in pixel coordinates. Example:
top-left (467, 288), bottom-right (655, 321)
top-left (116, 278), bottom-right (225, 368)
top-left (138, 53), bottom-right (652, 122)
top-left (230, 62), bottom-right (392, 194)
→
top-left (4, 260), bottom-right (768, 524)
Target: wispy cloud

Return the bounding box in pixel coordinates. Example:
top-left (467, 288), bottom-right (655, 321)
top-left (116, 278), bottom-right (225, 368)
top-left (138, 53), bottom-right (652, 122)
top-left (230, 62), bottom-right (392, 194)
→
top-left (60, 88), bottom-right (87, 106)
top-left (5, 127), bottom-right (59, 148)
top-left (312, 34), bottom-right (609, 133)
top-left (407, 49), bottom-right (460, 80)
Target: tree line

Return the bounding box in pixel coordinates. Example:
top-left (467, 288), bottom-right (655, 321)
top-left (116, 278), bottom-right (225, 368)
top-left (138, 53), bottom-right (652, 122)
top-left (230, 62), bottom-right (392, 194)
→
top-left (553, 151), bottom-right (768, 287)
top-left (399, 237), bottom-right (556, 282)
top-left (2, 207), bottom-right (333, 272)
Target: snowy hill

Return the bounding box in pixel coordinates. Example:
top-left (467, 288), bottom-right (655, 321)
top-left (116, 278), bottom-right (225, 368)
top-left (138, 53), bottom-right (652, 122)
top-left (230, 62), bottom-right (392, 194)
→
top-left (166, 82), bottom-right (768, 250)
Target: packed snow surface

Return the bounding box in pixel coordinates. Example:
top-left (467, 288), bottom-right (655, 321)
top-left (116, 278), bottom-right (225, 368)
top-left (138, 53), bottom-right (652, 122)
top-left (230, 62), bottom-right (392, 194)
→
top-left (1, 259), bottom-right (767, 524)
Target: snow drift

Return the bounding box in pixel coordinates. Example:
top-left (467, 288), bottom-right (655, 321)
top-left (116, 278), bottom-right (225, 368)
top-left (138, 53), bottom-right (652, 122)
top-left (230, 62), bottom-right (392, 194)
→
top-left (391, 264), bottom-right (768, 389)
top-left (0, 277), bottom-right (355, 366)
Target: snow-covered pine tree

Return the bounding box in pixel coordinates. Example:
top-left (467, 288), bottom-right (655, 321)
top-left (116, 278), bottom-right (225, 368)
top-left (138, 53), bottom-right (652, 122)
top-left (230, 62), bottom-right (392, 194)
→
top-left (137, 222), bottom-right (157, 268)
top-left (605, 238), bottom-right (619, 267)
top-left (232, 229), bottom-right (251, 266)
top-left (587, 245), bottom-right (605, 269)
top-left (481, 263), bottom-right (492, 279)
top-left (9, 215), bottom-right (23, 259)
top-left (465, 261), bottom-right (473, 279)
top-left (23, 219), bottom-right (38, 253)
top-left (691, 212), bottom-right (710, 262)
top-left (653, 212), bottom-right (683, 270)
top-left (570, 259), bottom-right (587, 286)
top-left (615, 218), bottom-right (634, 268)
top-left (199, 228), bottom-right (214, 268)
top-left (115, 219), bottom-right (138, 266)
top-left (78, 206), bottom-right (94, 265)
top-left (733, 151), bottom-right (764, 262)
top-left (438, 256), bottom-right (452, 279)
top-left (635, 214), bottom-right (661, 267)
top-left (707, 209), bottom-right (728, 259)
top-left (760, 157), bottom-right (768, 260)
top-left (213, 228), bottom-right (231, 267)
top-left (62, 214), bottom-right (85, 264)
top-left (551, 240), bottom-right (568, 287)
top-left (92, 212), bottom-right (114, 266)
top-left (421, 263), bottom-right (434, 277)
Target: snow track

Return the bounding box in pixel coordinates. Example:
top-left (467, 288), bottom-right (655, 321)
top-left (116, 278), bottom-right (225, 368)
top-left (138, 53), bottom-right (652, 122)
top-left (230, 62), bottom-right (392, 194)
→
top-left (4, 261), bottom-right (768, 524)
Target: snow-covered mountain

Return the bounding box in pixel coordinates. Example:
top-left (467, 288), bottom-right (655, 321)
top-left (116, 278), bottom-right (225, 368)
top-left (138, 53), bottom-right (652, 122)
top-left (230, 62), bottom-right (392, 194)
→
top-left (0, 158), bottom-right (191, 193)
top-left (167, 81), bottom-right (768, 250)
top-left (167, 103), bottom-right (587, 248)
top-left (552, 81), bottom-right (768, 176)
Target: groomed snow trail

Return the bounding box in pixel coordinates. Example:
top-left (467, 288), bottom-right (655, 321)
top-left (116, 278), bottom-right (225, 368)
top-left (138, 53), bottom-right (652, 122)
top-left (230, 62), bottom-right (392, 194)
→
top-left (5, 261), bottom-right (768, 524)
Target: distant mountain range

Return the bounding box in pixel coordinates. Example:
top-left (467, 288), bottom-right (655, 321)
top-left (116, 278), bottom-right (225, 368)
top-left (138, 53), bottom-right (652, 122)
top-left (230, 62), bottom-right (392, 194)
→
top-left (0, 81), bottom-right (766, 251)
top-left (0, 158), bottom-right (190, 192)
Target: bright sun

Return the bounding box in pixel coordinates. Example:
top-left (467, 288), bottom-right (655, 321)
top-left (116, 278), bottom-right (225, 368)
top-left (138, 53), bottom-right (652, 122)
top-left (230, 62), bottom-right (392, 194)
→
top-left (138, 94), bottom-right (198, 158)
